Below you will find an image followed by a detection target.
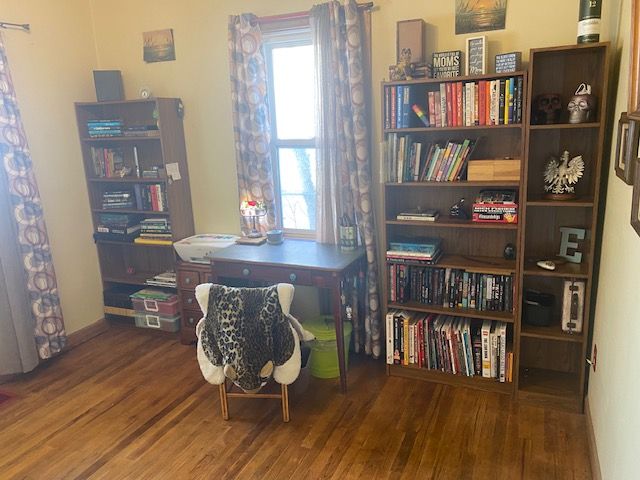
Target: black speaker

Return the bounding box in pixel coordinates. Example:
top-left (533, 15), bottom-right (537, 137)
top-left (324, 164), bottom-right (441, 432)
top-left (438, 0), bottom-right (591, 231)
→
top-left (93, 70), bottom-right (124, 102)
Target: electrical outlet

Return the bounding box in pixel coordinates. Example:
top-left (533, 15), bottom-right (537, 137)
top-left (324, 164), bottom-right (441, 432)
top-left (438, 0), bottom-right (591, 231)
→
top-left (592, 344), bottom-right (597, 372)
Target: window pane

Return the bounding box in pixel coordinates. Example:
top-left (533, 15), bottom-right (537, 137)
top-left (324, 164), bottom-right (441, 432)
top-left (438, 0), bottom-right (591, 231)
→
top-left (278, 148), bottom-right (316, 230)
top-left (272, 45), bottom-right (315, 140)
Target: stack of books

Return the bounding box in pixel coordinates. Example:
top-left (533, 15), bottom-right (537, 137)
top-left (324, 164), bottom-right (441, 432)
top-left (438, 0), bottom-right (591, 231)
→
top-left (146, 271), bottom-right (176, 288)
top-left (385, 134), bottom-right (476, 183)
top-left (396, 208), bottom-right (439, 222)
top-left (90, 147), bottom-right (125, 178)
top-left (385, 311), bottom-right (513, 382)
top-left (123, 125), bottom-right (160, 137)
top-left (472, 189), bottom-right (518, 224)
top-left (102, 190), bottom-right (134, 210)
top-left (386, 238), bottom-right (442, 265)
top-left (134, 218), bottom-right (172, 245)
top-left (87, 119), bottom-right (123, 138)
top-left (94, 213), bottom-right (141, 242)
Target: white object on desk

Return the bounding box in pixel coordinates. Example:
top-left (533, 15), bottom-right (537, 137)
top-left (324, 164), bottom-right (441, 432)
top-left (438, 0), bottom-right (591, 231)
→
top-left (174, 234), bottom-right (238, 264)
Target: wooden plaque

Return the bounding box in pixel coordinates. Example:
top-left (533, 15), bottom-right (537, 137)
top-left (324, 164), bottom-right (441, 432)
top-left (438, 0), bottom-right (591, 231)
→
top-left (466, 36), bottom-right (486, 76)
top-left (397, 19), bottom-right (425, 64)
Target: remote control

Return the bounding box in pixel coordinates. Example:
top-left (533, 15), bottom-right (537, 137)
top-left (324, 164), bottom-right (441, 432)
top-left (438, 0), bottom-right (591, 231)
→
top-left (536, 260), bottom-right (556, 271)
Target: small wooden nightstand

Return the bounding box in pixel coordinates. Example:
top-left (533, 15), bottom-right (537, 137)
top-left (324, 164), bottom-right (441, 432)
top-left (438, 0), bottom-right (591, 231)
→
top-left (177, 261), bottom-right (212, 344)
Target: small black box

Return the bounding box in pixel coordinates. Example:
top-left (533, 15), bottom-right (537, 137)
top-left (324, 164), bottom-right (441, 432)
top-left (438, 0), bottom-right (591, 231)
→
top-left (93, 70), bottom-right (124, 102)
top-left (523, 290), bottom-right (555, 326)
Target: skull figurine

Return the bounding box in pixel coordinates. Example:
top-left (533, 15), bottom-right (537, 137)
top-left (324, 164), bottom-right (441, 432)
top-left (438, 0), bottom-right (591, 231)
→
top-left (568, 83), bottom-right (596, 124)
top-left (533, 93), bottom-right (563, 125)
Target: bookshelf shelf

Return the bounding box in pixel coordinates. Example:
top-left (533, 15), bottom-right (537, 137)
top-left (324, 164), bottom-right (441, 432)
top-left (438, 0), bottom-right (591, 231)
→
top-left (81, 135), bottom-right (161, 143)
top-left (528, 122), bottom-right (600, 130)
top-left (88, 177), bottom-right (168, 184)
top-left (95, 239), bottom-right (173, 249)
top-left (386, 219), bottom-right (518, 230)
top-left (92, 208), bottom-right (171, 216)
top-left (520, 323), bottom-right (583, 343)
top-left (384, 124), bottom-right (521, 134)
top-left (385, 181), bottom-right (521, 188)
top-left (526, 198), bottom-right (594, 207)
top-left (102, 273), bottom-right (153, 286)
top-left (386, 254), bottom-right (516, 275)
top-left (518, 367), bottom-right (580, 399)
top-left (387, 301), bottom-right (515, 323)
top-left (387, 364), bottom-right (513, 394)
top-left (383, 70), bottom-right (527, 86)
top-left (523, 260), bottom-right (589, 279)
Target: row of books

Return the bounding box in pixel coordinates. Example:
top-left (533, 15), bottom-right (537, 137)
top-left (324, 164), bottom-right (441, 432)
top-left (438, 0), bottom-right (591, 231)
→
top-left (90, 147), bottom-right (125, 178)
top-left (385, 311), bottom-right (513, 382)
top-left (385, 134), bottom-right (476, 183)
top-left (388, 264), bottom-right (514, 313)
top-left (383, 77), bottom-right (523, 129)
top-left (87, 119), bottom-right (123, 138)
top-left (101, 184), bottom-right (167, 212)
top-left (134, 218), bottom-right (172, 246)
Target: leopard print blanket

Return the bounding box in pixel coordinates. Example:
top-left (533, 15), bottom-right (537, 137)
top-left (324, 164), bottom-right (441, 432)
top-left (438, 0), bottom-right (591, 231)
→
top-left (199, 284), bottom-right (295, 392)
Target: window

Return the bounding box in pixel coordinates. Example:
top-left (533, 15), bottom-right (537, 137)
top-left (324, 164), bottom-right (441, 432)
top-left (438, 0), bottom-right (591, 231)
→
top-left (264, 28), bottom-right (317, 234)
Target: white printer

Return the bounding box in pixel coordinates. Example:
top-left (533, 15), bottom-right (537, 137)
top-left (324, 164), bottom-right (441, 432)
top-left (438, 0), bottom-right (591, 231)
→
top-left (173, 234), bottom-right (238, 264)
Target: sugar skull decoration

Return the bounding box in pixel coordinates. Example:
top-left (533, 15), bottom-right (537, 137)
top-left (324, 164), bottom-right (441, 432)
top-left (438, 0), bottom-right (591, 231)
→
top-left (568, 83), bottom-right (597, 124)
top-left (532, 93), bottom-right (563, 125)
top-left (544, 150), bottom-right (585, 199)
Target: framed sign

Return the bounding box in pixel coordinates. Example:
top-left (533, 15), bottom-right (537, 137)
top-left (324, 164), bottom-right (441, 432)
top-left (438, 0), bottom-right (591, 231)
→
top-left (615, 113), bottom-right (639, 185)
top-left (632, 157), bottom-right (640, 236)
top-left (466, 36), bottom-right (486, 76)
top-left (397, 19), bottom-right (425, 64)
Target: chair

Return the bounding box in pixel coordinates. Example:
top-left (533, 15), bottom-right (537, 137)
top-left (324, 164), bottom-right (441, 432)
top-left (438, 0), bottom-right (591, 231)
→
top-left (194, 283), bottom-right (313, 423)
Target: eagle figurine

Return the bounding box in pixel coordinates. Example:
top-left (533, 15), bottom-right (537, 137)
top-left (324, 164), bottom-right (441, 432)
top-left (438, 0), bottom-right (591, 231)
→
top-left (544, 150), bottom-right (584, 197)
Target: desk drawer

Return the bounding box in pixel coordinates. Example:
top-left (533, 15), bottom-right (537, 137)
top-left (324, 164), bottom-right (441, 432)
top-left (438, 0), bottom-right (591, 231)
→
top-left (218, 262), bottom-right (311, 285)
top-left (182, 309), bottom-right (202, 330)
top-left (178, 270), bottom-right (201, 289)
top-left (180, 290), bottom-right (200, 312)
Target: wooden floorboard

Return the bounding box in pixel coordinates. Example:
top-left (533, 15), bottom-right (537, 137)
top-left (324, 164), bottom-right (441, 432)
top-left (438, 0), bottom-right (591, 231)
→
top-left (0, 326), bottom-right (591, 479)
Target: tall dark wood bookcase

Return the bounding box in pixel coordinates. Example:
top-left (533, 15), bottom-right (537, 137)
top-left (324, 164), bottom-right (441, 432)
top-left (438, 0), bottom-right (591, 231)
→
top-left (518, 43), bottom-right (610, 412)
top-left (75, 98), bottom-right (195, 327)
top-left (381, 71), bottom-right (528, 396)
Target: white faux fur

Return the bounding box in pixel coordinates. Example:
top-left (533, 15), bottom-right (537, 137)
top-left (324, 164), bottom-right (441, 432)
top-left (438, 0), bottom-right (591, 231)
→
top-left (273, 325), bottom-right (301, 385)
top-left (195, 318), bottom-right (225, 385)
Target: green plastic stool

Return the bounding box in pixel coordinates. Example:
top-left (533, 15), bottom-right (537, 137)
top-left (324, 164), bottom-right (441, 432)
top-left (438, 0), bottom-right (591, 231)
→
top-left (304, 315), bottom-right (353, 379)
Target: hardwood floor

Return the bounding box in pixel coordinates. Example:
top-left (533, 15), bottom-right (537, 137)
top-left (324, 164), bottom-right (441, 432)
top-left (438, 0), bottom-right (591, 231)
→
top-left (0, 326), bottom-right (591, 479)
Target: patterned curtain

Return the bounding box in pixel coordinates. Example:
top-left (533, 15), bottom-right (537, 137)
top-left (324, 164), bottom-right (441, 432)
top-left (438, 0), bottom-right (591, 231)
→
top-left (228, 14), bottom-right (277, 233)
top-left (0, 33), bottom-right (66, 362)
top-left (311, 1), bottom-right (381, 358)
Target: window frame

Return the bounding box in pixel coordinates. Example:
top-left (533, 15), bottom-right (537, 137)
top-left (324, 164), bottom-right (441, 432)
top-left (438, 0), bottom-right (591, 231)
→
top-left (263, 27), bottom-right (317, 238)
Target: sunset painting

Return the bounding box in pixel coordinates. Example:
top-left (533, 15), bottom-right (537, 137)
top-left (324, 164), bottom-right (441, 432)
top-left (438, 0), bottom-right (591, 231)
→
top-left (143, 29), bottom-right (176, 63)
top-left (456, 0), bottom-right (507, 35)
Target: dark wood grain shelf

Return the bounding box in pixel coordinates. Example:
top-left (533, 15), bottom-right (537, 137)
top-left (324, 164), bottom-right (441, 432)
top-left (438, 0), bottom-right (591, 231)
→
top-left (523, 260), bottom-right (589, 279)
top-left (385, 180), bottom-right (521, 188)
top-left (527, 197), bottom-right (594, 207)
top-left (528, 122), bottom-right (600, 130)
top-left (384, 124), bottom-right (521, 134)
top-left (518, 367), bottom-right (580, 398)
top-left (387, 364), bottom-right (513, 394)
top-left (386, 254), bottom-right (516, 275)
top-left (95, 239), bottom-right (174, 249)
top-left (521, 323), bottom-right (584, 343)
top-left (387, 301), bottom-right (514, 323)
top-left (92, 208), bottom-right (171, 216)
top-left (88, 177), bottom-right (168, 184)
top-left (384, 70), bottom-right (527, 86)
top-left (386, 218), bottom-right (518, 230)
top-left (81, 135), bottom-right (160, 142)
top-left (102, 273), bottom-right (154, 286)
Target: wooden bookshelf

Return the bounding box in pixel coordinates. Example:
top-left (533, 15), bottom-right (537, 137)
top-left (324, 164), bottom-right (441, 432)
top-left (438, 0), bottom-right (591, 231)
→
top-left (517, 43), bottom-right (610, 413)
top-left (76, 98), bottom-right (195, 329)
top-left (381, 70), bottom-right (527, 393)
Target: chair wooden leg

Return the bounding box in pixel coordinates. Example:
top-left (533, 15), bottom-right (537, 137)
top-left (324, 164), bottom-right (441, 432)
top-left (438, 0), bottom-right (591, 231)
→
top-left (219, 382), bottom-right (229, 420)
top-left (281, 383), bottom-right (290, 423)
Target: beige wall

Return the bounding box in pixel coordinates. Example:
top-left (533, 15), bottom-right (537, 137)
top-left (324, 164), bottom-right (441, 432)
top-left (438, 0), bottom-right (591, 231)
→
top-left (1, 0), bottom-right (102, 334)
top-left (588, 0), bottom-right (640, 478)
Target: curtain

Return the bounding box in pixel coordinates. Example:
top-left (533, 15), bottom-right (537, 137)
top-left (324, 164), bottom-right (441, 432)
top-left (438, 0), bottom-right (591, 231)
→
top-left (0, 33), bottom-right (66, 374)
top-left (228, 14), bottom-right (277, 234)
top-left (311, 1), bottom-right (381, 358)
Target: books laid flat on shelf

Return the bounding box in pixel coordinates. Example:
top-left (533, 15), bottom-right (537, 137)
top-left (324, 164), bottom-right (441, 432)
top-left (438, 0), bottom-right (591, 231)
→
top-left (134, 218), bottom-right (172, 245)
top-left (383, 76), bottom-right (523, 130)
top-left (385, 310), bottom-right (513, 382)
top-left (472, 189), bottom-right (518, 224)
top-left (102, 190), bottom-right (134, 210)
top-left (91, 147), bottom-right (125, 178)
top-left (385, 134), bottom-right (477, 183)
top-left (94, 213), bottom-right (141, 243)
top-left (388, 264), bottom-right (513, 313)
top-left (386, 237), bottom-right (442, 265)
top-left (123, 125), bottom-right (159, 137)
top-left (396, 208), bottom-right (440, 222)
top-left (146, 271), bottom-right (176, 288)
top-left (87, 119), bottom-right (123, 138)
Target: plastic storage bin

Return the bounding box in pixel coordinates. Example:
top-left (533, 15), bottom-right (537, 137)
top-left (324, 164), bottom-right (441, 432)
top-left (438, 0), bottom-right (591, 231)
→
top-left (134, 312), bottom-right (180, 332)
top-left (305, 315), bottom-right (353, 379)
top-left (130, 289), bottom-right (179, 316)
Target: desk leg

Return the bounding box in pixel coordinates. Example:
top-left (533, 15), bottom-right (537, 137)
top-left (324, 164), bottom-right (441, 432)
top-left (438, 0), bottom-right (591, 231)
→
top-left (332, 281), bottom-right (347, 394)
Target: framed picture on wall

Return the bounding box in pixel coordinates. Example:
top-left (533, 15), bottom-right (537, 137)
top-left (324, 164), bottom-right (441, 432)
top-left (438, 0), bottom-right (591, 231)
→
top-left (615, 112), bottom-right (638, 185)
top-left (397, 19), bottom-right (425, 64)
top-left (466, 36), bottom-right (486, 76)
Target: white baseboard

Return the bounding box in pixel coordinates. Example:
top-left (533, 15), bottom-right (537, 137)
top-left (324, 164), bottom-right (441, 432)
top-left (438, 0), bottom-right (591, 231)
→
top-left (585, 396), bottom-right (602, 480)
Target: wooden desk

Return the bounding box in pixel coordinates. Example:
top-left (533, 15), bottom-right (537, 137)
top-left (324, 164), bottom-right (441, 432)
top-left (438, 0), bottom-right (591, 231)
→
top-left (210, 239), bottom-right (365, 393)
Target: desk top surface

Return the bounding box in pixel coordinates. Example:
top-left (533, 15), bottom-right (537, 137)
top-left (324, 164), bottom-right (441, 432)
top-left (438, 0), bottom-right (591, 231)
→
top-left (210, 239), bottom-right (365, 272)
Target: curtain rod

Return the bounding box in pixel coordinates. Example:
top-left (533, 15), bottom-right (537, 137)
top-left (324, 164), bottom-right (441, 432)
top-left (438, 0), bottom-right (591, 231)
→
top-left (259, 2), bottom-right (374, 23)
top-left (0, 22), bottom-right (30, 32)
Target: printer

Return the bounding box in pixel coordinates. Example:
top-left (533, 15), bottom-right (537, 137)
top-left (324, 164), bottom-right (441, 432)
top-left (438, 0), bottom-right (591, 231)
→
top-left (173, 234), bottom-right (238, 264)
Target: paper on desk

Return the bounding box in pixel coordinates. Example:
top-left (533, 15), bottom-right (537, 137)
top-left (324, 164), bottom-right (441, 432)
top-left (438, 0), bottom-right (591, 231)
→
top-left (166, 162), bottom-right (181, 181)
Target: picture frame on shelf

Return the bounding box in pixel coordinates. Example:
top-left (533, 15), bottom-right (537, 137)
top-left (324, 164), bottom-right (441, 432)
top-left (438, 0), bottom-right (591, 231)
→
top-left (614, 112), bottom-right (638, 185)
top-left (397, 19), bottom-right (425, 64)
top-left (466, 36), bottom-right (486, 76)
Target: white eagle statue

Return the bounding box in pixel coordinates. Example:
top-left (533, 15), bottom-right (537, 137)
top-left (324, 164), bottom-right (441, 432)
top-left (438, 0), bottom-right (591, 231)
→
top-left (544, 150), bottom-right (584, 196)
